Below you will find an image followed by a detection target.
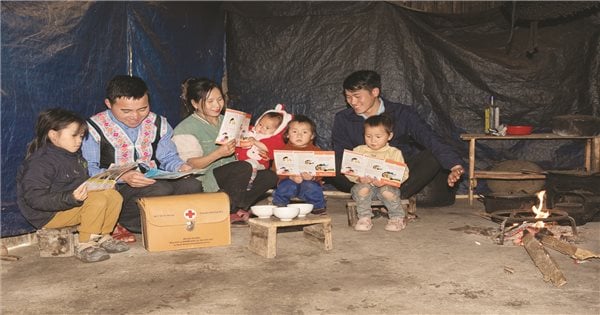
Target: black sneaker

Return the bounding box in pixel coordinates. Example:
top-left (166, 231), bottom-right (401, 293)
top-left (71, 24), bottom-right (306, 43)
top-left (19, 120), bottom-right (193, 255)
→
top-left (311, 208), bottom-right (327, 215)
top-left (97, 235), bottom-right (129, 253)
top-left (75, 243), bottom-right (110, 263)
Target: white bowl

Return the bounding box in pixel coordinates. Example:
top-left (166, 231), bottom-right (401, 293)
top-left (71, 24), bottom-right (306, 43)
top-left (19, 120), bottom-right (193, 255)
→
top-left (250, 205), bottom-right (276, 219)
top-left (273, 207), bottom-right (299, 221)
top-left (290, 203), bottom-right (313, 217)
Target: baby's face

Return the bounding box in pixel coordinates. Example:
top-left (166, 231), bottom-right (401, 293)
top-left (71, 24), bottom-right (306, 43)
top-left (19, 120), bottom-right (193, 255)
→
top-left (255, 116), bottom-right (281, 135)
top-left (364, 125), bottom-right (392, 151)
top-left (287, 121), bottom-right (314, 148)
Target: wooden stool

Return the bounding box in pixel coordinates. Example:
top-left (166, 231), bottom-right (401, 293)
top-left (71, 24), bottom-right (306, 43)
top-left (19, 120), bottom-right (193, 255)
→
top-left (346, 196), bottom-right (416, 227)
top-left (247, 215), bottom-right (333, 258)
top-left (36, 226), bottom-right (79, 257)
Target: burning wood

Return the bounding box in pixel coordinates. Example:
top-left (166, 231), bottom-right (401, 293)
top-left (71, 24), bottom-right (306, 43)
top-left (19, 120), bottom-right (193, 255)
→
top-left (531, 190), bottom-right (549, 228)
top-left (501, 222), bottom-right (532, 245)
top-left (522, 229), bottom-right (567, 287)
top-left (489, 190), bottom-right (597, 287)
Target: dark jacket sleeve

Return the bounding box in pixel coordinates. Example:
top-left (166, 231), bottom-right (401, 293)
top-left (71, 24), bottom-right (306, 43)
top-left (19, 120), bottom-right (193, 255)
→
top-left (332, 110), bottom-right (363, 171)
top-left (389, 103), bottom-right (464, 170)
top-left (20, 158), bottom-right (83, 212)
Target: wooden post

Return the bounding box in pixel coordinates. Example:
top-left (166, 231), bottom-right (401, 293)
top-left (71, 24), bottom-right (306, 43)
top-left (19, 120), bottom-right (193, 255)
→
top-left (303, 222), bottom-right (333, 251)
top-left (592, 136), bottom-right (600, 172)
top-left (468, 138), bottom-right (476, 205)
top-left (346, 202), bottom-right (358, 227)
top-left (522, 230), bottom-right (567, 287)
top-left (248, 224), bottom-right (277, 258)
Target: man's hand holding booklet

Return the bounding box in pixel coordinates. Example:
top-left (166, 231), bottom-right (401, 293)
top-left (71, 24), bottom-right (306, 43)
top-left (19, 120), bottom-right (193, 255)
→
top-left (85, 162), bottom-right (138, 191)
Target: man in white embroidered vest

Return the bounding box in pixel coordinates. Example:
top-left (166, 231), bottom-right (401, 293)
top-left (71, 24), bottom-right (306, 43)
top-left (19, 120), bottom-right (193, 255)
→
top-left (82, 75), bottom-right (203, 242)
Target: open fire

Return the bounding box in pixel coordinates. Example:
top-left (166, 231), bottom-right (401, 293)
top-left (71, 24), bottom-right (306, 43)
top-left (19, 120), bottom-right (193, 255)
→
top-left (489, 190), bottom-right (599, 287)
top-left (490, 190), bottom-right (578, 245)
top-left (531, 190), bottom-right (549, 228)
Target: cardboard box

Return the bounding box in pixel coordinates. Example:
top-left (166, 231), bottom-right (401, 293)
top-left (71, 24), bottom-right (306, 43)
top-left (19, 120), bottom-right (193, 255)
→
top-left (138, 192), bottom-right (231, 252)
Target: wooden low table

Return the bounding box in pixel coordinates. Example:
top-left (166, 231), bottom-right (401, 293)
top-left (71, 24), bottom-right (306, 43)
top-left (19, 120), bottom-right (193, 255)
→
top-left (247, 215), bottom-right (333, 258)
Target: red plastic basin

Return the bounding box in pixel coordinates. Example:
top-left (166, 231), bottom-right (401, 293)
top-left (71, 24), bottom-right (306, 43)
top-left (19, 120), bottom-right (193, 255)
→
top-left (506, 125), bottom-right (533, 135)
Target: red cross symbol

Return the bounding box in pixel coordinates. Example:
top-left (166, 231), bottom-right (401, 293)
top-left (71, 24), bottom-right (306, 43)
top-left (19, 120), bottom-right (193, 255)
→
top-left (184, 209), bottom-right (196, 220)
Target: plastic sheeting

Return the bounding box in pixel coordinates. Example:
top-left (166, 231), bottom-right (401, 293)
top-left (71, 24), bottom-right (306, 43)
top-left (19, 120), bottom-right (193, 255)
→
top-left (1, 2), bottom-right (225, 236)
top-left (2, 1), bottom-right (599, 237)
top-left (224, 2), bottom-right (600, 186)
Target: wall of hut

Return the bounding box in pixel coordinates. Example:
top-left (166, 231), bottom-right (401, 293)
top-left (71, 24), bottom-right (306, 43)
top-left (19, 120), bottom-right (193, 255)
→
top-left (390, 1), bottom-right (504, 15)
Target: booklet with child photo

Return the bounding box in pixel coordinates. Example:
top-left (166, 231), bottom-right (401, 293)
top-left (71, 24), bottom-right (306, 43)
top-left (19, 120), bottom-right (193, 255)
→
top-left (215, 108), bottom-right (251, 146)
top-left (340, 150), bottom-right (407, 187)
top-left (273, 150), bottom-right (336, 177)
top-left (85, 162), bottom-right (138, 191)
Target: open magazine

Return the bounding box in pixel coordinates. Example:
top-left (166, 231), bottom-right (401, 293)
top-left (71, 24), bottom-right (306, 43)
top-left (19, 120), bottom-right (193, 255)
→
top-left (273, 150), bottom-right (336, 177)
top-left (85, 162), bottom-right (138, 191)
top-left (86, 163), bottom-right (206, 191)
top-left (215, 108), bottom-right (251, 146)
top-left (340, 150), bottom-right (407, 187)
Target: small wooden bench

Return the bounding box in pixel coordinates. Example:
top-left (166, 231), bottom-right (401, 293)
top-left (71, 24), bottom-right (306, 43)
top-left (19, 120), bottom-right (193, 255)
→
top-left (247, 215), bottom-right (333, 258)
top-left (36, 226), bottom-right (79, 257)
top-left (346, 196), bottom-right (417, 227)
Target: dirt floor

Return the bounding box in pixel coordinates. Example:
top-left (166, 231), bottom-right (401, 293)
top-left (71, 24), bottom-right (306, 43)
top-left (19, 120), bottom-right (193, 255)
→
top-left (2, 197), bottom-right (599, 314)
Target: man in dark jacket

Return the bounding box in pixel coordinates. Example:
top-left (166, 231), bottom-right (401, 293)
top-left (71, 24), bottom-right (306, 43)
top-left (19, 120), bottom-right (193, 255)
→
top-left (331, 70), bottom-right (465, 199)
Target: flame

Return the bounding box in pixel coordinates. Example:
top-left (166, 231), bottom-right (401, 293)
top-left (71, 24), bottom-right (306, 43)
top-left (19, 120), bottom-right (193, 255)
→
top-left (531, 190), bottom-right (549, 228)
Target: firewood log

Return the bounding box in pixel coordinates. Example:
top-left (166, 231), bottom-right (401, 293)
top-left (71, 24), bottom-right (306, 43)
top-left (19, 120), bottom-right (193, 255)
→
top-left (522, 230), bottom-right (567, 287)
top-left (537, 234), bottom-right (600, 260)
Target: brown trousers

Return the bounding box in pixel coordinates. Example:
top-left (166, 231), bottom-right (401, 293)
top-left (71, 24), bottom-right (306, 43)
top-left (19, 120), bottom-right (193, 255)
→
top-left (44, 190), bottom-right (122, 243)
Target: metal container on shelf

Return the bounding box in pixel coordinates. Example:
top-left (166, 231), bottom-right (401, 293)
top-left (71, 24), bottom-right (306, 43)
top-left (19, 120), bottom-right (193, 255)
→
top-left (551, 115), bottom-right (600, 136)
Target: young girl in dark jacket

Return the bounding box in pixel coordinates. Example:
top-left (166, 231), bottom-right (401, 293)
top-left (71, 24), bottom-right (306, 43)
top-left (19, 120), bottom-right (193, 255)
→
top-left (17, 108), bottom-right (128, 263)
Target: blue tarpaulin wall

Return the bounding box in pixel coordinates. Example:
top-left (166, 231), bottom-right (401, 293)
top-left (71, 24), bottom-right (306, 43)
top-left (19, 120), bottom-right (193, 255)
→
top-left (2, 2), bottom-right (600, 237)
top-left (224, 2), bottom-right (599, 200)
top-left (224, 2), bottom-right (600, 151)
top-left (1, 2), bottom-right (225, 236)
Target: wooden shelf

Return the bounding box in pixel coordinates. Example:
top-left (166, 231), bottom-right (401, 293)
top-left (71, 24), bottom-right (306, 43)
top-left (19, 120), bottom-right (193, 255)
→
top-left (473, 171), bottom-right (546, 180)
top-left (461, 133), bottom-right (600, 205)
top-left (460, 133), bottom-right (596, 140)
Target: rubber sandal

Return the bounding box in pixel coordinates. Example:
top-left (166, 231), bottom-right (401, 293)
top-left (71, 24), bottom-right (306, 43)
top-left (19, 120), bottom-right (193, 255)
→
top-left (112, 224), bottom-right (136, 243)
top-left (406, 213), bottom-right (419, 222)
top-left (236, 209), bottom-right (250, 221)
top-left (230, 213), bottom-right (249, 227)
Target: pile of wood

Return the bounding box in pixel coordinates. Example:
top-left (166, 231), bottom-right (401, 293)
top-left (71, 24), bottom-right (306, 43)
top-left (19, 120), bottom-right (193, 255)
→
top-left (522, 228), bottom-right (599, 287)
